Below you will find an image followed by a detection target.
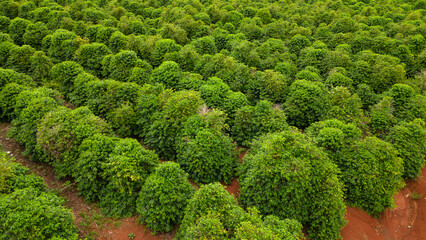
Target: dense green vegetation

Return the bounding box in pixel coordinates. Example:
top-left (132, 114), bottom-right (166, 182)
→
top-left (0, 0), bottom-right (425, 238)
top-left (0, 151), bottom-right (78, 240)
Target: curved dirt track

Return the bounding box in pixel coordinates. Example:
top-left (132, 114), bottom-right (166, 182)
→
top-left (340, 167), bottom-right (426, 240)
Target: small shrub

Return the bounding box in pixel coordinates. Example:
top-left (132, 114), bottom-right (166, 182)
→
top-left (137, 162), bottom-right (195, 233)
top-left (232, 100), bottom-right (288, 146)
top-left (386, 119), bottom-right (426, 179)
top-left (0, 188), bottom-right (78, 240)
top-left (74, 43), bottom-right (111, 77)
top-left (99, 138), bottom-right (159, 217)
top-left (370, 96), bottom-right (397, 135)
top-left (49, 61), bottom-right (84, 97)
top-left (37, 107), bottom-right (112, 177)
top-left (285, 80), bottom-right (331, 129)
top-left (341, 137), bottom-right (404, 215)
top-left (9, 96), bottom-right (59, 162)
top-left (151, 61), bottom-right (183, 89)
top-left (410, 191), bottom-right (422, 200)
top-left (145, 90), bottom-right (204, 160)
top-left (177, 128), bottom-right (237, 184)
top-left (106, 103), bottom-right (138, 137)
top-left (6, 45), bottom-right (36, 74)
top-left (177, 183), bottom-right (303, 239)
top-left (74, 134), bottom-right (120, 202)
top-left (239, 130), bottom-right (346, 240)
top-left (0, 83), bottom-right (31, 121)
top-left (176, 183), bottom-right (240, 239)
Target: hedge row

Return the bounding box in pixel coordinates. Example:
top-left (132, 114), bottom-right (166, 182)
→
top-left (1, 82), bottom-right (305, 237)
top-left (0, 151), bottom-right (78, 240)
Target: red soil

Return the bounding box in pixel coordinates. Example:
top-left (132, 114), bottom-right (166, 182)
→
top-left (98, 216), bottom-right (175, 240)
top-left (341, 166), bottom-right (426, 240)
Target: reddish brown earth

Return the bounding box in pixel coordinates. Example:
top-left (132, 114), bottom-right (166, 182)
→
top-left (98, 217), bottom-right (176, 240)
top-left (2, 122), bottom-right (426, 240)
top-left (341, 167), bottom-right (426, 240)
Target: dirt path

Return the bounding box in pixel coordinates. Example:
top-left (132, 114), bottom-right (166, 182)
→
top-left (341, 167), bottom-right (426, 240)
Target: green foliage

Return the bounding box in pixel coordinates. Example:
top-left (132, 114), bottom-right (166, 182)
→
top-left (99, 138), bottom-right (159, 217)
top-left (0, 83), bottom-right (31, 121)
top-left (10, 94), bottom-right (59, 161)
top-left (285, 80), bottom-right (331, 129)
top-left (390, 84), bottom-right (426, 122)
top-left (247, 70), bottom-right (288, 103)
top-left (386, 119), bottom-right (426, 179)
top-left (390, 84), bottom-right (415, 118)
top-left (68, 72), bottom-right (99, 106)
top-left (370, 96), bottom-right (397, 135)
top-left (199, 77), bottom-right (234, 108)
top-left (49, 61), bottom-right (84, 97)
top-left (296, 69), bottom-right (322, 82)
top-left (74, 134), bottom-right (119, 202)
top-left (29, 51), bottom-right (54, 83)
top-left (232, 100), bottom-right (288, 146)
top-left (75, 79), bottom-right (142, 119)
top-left (178, 183), bottom-right (303, 239)
top-left (0, 16), bottom-right (10, 32)
top-left (23, 22), bottom-right (49, 49)
top-left (297, 46), bottom-right (329, 75)
top-left (1, 152), bottom-right (45, 194)
top-left (192, 36), bottom-right (217, 55)
top-left (356, 83), bottom-right (380, 110)
top-left (134, 86), bottom-right (165, 139)
top-left (74, 43), bottom-right (111, 77)
top-left (0, 153), bottom-right (14, 193)
top-left (0, 41), bottom-right (15, 68)
top-left (106, 103), bottom-right (138, 137)
top-left (0, 68), bottom-right (34, 89)
top-left (239, 130), bottom-right (346, 240)
top-left (37, 107), bottom-right (112, 177)
top-left (1, 0), bottom-right (425, 237)
top-left (325, 72), bottom-right (354, 90)
top-left (0, 188), bottom-right (78, 240)
top-left (234, 210), bottom-right (303, 240)
top-left (43, 29), bottom-right (81, 63)
top-left (137, 162), bottom-right (195, 233)
top-left (306, 119), bottom-right (362, 149)
top-left (176, 183), bottom-right (240, 239)
top-left (8, 17), bottom-right (31, 45)
top-left (327, 87), bottom-right (368, 127)
top-left (151, 38), bottom-right (182, 66)
top-left (183, 212), bottom-right (228, 239)
top-left (350, 51), bottom-right (406, 93)
top-left (340, 137), bottom-right (404, 216)
top-left (177, 128), bottom-right (237, 184)
top-left (151, 61), bottom-right (183, 89)
top-left (102, 50), bottom-right (141, 81)
top-left (129, 62), bottom-right (153, 86)
top-left (6, 45), bottom-right (36, 74)
top-left (145, 90), bottom-right (204, 160)
top-left (108, 31), bottom-right (127, 53)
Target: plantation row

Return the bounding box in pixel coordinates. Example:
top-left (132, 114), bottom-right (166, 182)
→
top-left (0, 70), bottom-right (306, 239)
top-left (1, 0), bottom-right (426, 239)
top-left (1, 59), bottom-right (425, 240)
top-left (0, 151), bottom-right (79, 239)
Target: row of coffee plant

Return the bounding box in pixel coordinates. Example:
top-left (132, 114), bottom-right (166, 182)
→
top-left (0, 67), bottom-right (305, 238)
top-left (0, 151), bottom-right (78, 239)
